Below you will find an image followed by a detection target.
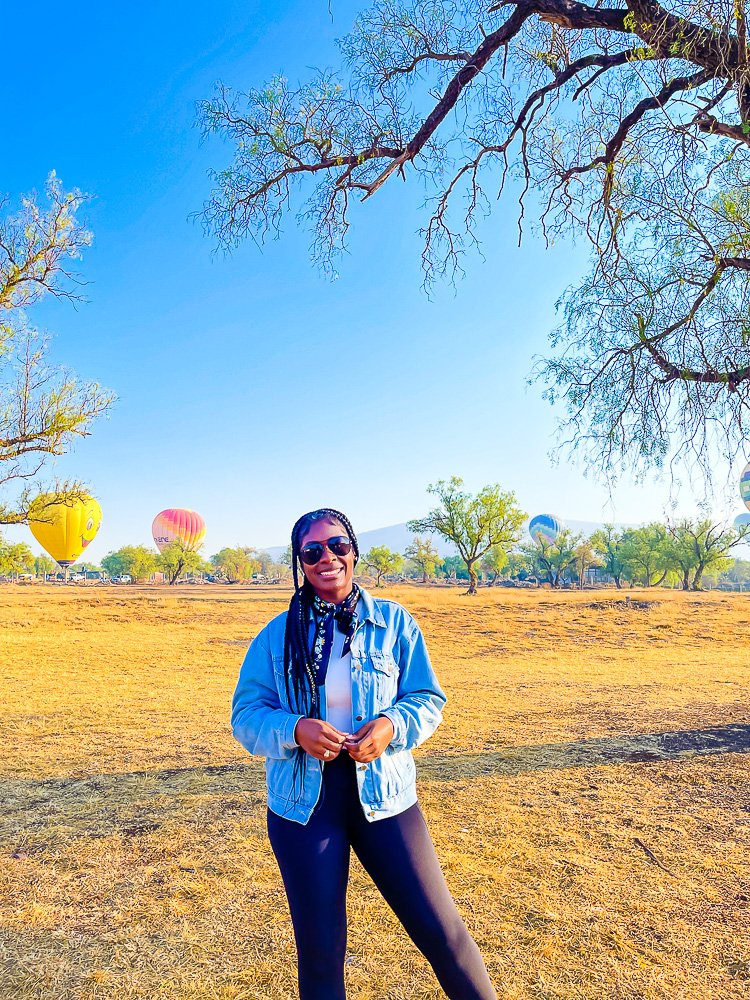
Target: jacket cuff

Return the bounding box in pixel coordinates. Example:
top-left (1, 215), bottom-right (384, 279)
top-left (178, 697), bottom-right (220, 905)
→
top-left (378, 709), bottom-right (404, 749)
top-left (286, 714), bottom-right (305, 749)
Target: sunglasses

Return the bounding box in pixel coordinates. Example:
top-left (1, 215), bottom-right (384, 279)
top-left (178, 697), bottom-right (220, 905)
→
top-left (299, 536), bottom-right (353, 565)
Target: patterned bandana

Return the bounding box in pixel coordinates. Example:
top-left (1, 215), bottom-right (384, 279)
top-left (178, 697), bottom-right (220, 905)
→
top-left (310, 584), bottom-right (360, 685)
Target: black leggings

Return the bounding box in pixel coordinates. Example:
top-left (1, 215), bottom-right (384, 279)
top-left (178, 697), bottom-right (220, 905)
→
top-left (267, 752), bottom-right (497, 1000)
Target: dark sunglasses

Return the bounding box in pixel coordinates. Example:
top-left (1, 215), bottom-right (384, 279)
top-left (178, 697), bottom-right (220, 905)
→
top-left (299, 536), bottom-right (353, 565)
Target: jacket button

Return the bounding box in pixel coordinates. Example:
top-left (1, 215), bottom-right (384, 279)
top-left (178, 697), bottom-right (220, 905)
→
top-left (358, 765), bottom-right (367, 771)
top-left (356, 715), bottom-right (363, 722)
top-left (369, 811), bottom-right (375, 817)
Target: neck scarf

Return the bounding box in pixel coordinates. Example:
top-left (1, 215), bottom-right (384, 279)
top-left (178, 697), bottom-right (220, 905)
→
top-left (310, 584), bottom-right (360, 685)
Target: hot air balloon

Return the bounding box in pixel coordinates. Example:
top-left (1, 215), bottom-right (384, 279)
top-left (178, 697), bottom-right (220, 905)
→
top-left (152, 508), bottom-right (206, 553)
top-left (741, 462), bottom-right (750, 512)
top-left (734, 512), bottom-right (750, 530)
top-left (29, 494), bottom-right (102, 567)
top-left (528, 514), bottom-right (562, 546)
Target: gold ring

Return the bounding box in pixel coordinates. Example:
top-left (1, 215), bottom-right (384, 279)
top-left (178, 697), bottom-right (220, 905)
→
top-left (323, 749), bottom-right (331, 759)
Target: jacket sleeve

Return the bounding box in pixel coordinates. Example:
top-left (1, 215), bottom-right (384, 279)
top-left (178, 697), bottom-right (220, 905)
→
top-left (379, 615), bottom-right (447, 752)
top-left (231, 630), bottom-right (304, 760)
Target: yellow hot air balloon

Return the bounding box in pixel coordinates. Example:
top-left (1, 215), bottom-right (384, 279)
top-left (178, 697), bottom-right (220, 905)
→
top-left (29, 494), bottom-right (103, 567)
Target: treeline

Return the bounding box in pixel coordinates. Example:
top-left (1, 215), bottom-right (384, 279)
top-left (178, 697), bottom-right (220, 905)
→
top-left (3, 475), bottom-right (749, 591)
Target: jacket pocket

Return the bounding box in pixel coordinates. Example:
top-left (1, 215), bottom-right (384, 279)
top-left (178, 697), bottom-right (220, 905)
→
top-left (366, 748), bottom-right (415, 803)
top-left (366, 650), bottom-right (399, 710)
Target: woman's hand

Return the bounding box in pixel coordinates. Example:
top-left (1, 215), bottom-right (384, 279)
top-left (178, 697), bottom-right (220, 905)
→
top-left (294, 718), bottom-right (349, 761)
top-left (344, 717), bottom-right (395, 763)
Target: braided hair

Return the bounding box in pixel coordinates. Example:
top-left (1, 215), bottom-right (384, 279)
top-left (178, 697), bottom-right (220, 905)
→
top-left (284, 508), bottom-right (359, 718)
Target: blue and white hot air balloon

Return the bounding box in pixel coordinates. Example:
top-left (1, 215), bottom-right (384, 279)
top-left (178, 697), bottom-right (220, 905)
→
top-left (740, 462), bottom-right (750, 512)
top-left (528, 514), bottom-right (562, 546)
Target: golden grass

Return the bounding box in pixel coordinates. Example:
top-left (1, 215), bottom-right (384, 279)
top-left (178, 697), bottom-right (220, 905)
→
top-left (1, 584), bottom-right (749, 998)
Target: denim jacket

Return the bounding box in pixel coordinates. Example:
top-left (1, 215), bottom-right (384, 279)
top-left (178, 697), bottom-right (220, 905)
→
top-left (231, 589), bottom-right (446, 825)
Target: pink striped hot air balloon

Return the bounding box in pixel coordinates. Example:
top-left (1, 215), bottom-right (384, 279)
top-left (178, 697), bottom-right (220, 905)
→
top-left (152, 508), bottom-right (206, 553)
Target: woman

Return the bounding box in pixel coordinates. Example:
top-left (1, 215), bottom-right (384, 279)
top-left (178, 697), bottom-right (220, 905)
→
top-left (231, 508), bottom-right (497, 999)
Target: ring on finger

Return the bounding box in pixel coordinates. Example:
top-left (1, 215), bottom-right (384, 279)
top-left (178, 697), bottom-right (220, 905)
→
top-left (323, 748), bottom-right (331, 759)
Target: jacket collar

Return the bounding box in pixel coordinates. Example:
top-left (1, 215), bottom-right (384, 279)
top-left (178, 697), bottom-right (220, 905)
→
top-left (357, 586), bottom-right (387, 628)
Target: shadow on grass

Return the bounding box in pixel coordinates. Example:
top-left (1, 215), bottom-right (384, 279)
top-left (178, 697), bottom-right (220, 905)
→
top-left (3, 724), bottom-right (748, 845)
top-left (420, 722), bottom-right (750, 780)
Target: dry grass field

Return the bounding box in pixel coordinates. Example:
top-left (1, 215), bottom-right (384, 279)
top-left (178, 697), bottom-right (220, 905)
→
top-left (1, 584), bottom-right (749, 999)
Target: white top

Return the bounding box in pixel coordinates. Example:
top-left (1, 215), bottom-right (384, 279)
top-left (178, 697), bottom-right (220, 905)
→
top-left (325, 626), bottom-right (353, 735)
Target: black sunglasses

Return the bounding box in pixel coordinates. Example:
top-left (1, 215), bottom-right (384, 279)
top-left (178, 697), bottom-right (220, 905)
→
top-left (299, 536), bottom-right (353, 565)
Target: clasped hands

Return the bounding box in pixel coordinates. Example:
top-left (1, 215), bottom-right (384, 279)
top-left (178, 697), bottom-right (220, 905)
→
top-left (294, 716), bottom-right (394, 763)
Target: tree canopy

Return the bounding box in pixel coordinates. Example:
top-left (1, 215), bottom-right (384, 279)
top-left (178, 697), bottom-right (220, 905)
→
top-left (408, 476), bottom-right (526, 593)
top-left (200, 0), bottom-right (750, 477)
top-left (0, 174), bottom-right (113, 523)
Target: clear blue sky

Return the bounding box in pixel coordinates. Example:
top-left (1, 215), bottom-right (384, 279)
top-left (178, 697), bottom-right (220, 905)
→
top-left (4, 1), bottom-right (744, 562)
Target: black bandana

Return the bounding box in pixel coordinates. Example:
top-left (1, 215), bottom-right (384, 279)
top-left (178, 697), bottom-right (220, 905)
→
top-left (310, 585), bottom-right (360, 685)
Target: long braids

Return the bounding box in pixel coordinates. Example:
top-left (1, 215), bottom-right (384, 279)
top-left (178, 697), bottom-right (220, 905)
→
top-left (283, 508), bottom-right (360, 718)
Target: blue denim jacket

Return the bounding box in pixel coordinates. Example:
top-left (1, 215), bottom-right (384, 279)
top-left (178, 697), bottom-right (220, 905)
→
top-left (231, 589), bottom-right (446, 825)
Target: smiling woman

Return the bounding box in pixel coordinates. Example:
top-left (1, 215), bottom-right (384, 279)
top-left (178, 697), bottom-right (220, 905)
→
top-left (231, 507), bottom-right (498, 1000)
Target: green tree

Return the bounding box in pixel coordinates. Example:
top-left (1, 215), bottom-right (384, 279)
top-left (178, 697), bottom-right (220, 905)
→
top-left (481, 546), bottom-right (508, 586)
top-left (0, 174), bottom-right (113, 524)
top-left (620, 525), bottom-right (671, 587)
top-left (590, 525), bottom-right (627, 589)
top-left (101, 546), bottom-right (158, 582)
top-left (211, 546), bottom-right (261, 583)
top-left (666, 518), bottom-right (748, 591)
top-left (524, 529), bottom-right (579, 588)
top-left (0, 537), bottom-right (34, 578)
top-left (363, 546), bottom-right (404, 587)
top-left (33, 554), bottom-right (56, 579)
top-left (199, 1), bottom-right (750, 476)
top-left (438, 555), bottom-right (469, 582)
top-left (404, 536), bottom-right (443, 583)
top-left (157, 539), bottom-right (207, 585)
top-left (505, 551), bottom-right (533, 581)
top-left (408, 477), bottom-right (526, 595)
top-left (721, 559), bottom-right (750, 589)
top-left (573, 538), bottom-right (602, 589)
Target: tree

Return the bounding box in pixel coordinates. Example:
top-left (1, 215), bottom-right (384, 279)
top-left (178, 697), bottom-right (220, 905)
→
top-left (721, 558), bottom-right (750, 588)
top-left (33, 554), bottom-right (56, 579)
top-left (0, 536), bottom-right (34, 578)
top-left (620, 524), bottom-right (671, 586)
top-left (211, 546), bottom-right (262, 582)
top-left (408, 477), bottom-right (526, 594)
top-left (363, 545), bottom-right (404, 587)
top-left (438, 554), bottom-right (469, 582)
top-left (101, 546), bottom-right (158, 582)
top-left (590, 525), bottom-right (627, 589)
top-left (199, 1), bottom-right (750, 477)
top-left (573, 538), bottom-right (602, 589)
top-left (505, 551), bottom-right (533, 581)
top-left (524, 528), bottom-right (579, 587)
top-left (666, 518), bottom-right (748, 590)
top-left (157, 539), bottom-right (207, 585)
top-left (404, 535), bottom-right (443, 583)
top-left (0, 174), bottom-right (113, 523)
top-left (481, 545), bottom-right (507, 585)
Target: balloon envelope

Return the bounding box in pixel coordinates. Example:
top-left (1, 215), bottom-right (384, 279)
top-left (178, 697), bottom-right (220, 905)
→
top-left (734, 512), bottom-right (750, 529)
top-left (529, 514), bottom-right (562, 545)
top-left (29, 494), bottom-right (103, 567)
top-left (152, 508), bottom-right (206, 553)
top-left (741, 462), bottom-right (750, 512)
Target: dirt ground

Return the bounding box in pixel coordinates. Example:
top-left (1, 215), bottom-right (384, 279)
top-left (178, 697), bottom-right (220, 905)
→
top-left (1, 584), bottom-right (748, 999)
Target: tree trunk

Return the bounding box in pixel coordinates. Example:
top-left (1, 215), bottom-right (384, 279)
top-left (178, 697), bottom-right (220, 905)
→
top-left (692, 567), bottom-right (705, 590)
top-left (614, 574), bottom-right (622, 589)
top-left (682, 569), bottom-right (690, 590)
top-left (169, 555), bottom-right (185, 585)
top-left (466, 564), bottom-right (478, 595)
